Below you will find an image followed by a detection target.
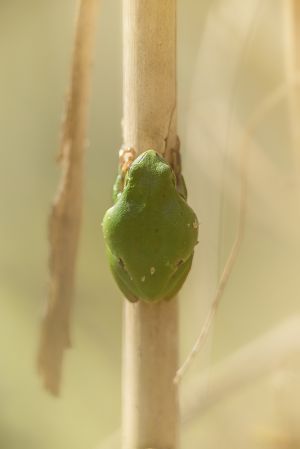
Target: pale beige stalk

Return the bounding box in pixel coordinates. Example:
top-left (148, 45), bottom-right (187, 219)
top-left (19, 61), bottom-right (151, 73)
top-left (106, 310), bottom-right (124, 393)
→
top-left (122, 1), bottom-right (178, 448)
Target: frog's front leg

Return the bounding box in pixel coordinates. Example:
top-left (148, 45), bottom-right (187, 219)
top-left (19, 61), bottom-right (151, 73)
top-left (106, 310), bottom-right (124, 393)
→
top-left (112, 147), bottom-right (137, 203)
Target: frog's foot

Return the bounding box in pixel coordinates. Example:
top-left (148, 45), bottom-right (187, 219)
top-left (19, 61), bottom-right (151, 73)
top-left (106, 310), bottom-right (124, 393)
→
top-left (119, 147), bottom-right (137, 174)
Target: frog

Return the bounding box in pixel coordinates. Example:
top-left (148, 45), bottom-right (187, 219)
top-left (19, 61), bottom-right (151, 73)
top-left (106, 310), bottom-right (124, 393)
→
top-left (102, 147), bottom-right (199, 302)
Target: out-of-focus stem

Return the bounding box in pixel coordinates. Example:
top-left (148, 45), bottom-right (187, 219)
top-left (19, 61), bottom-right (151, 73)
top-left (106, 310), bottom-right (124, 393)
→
top-left (284, 1), bottom-right (300, 182)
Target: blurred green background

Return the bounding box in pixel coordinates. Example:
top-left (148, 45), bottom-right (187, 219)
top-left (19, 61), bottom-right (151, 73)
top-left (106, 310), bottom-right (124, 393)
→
top-left (0, 1), bottom-right (299, 448)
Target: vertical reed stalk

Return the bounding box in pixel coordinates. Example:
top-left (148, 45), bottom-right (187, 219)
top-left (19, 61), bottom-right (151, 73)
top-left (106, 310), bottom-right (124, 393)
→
top-left (122, 1), bottom-right (179, 448)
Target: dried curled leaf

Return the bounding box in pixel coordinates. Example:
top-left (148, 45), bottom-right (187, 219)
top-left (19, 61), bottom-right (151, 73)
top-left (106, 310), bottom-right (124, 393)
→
top-left (37, 0), bottom-right (99, 395)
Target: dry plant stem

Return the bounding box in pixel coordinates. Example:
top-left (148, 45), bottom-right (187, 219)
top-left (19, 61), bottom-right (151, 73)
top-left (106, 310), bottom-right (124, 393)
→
top-left (175, 77), bottom-right (300, 383)
top-left (123, 304), bottom-right (178, 449)
top-left (182, 316), bottom-right (300, 423)
top-left (284, 0), bottom-right (300, 179)
top-left (122, 1), bottom-right (178, 448)
top-left (174, 137), bottom-right (247, 383)
top-left (37, 0), bottom-right (99, 395)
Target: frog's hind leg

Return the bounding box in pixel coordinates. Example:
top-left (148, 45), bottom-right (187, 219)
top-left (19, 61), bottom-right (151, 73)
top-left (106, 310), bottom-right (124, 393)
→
top-left (163, 253), bottom-right (194, 301)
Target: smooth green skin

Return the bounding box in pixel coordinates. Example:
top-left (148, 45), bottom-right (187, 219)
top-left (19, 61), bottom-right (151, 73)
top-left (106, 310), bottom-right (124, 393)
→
top-left (102, 150), bottom-right (199, 302)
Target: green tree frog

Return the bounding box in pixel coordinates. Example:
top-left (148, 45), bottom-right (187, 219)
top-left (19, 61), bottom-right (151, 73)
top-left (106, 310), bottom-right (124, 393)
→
top-left (102, 148), bottom-right (199, 302)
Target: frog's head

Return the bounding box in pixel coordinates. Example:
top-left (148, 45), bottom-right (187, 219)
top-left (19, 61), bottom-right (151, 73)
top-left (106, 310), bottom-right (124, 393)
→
top-left (123, 149), bottom-right (176, 194)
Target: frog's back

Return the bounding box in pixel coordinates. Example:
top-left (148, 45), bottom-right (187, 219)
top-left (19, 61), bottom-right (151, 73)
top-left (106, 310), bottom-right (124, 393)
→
top-left (102, 150), bottom-right (199, 302)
